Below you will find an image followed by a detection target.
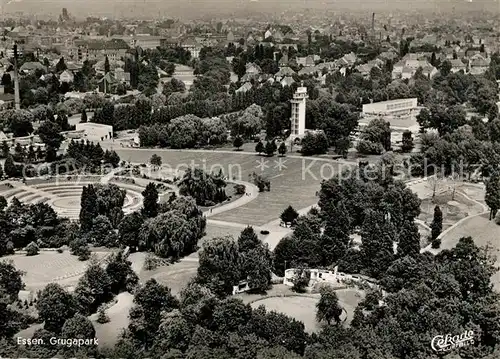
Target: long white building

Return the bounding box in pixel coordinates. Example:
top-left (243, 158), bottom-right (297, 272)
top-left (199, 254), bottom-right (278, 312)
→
top-left (362, 98), bottom-right (418, 117)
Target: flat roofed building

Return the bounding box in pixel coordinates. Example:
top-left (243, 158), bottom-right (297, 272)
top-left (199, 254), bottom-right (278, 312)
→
top-left (75, 122), bottom-right (113, 142)
top-left (362, 98), bottom-right (418, 117)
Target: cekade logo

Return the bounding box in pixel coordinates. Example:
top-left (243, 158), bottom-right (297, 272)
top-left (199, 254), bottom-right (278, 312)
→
top-left (431, 330), bottom-right (475, 352)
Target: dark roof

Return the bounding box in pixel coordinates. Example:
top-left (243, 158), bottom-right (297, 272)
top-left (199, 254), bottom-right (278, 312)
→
top-left (77, 39), bottom-right (129, 51)
top-left (0, 93), bottom-right (15, 102)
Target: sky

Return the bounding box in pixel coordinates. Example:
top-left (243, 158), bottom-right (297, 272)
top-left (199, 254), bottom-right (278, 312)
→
top-left (4, 0), bottom-right (500, 19)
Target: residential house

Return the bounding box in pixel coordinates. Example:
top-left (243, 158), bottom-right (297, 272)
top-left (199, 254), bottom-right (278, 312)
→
top-left (469, 54), bottom-right (490, 75)
top-left (245, 62), bottom-right (262, 75)
top-left (19, 61), bottom-right (45, 74)
top-left (392, 58), bottom-right (437, 79)
top-left (59, 70), bottom-right (74, 83)
top-left (450, 59), bottom-right (467, 73)
top-left (236, 82), bottom-right (252, 93)
top-left (275, 66), bottom-right (296, 78)
top-left (98, 72), bottom-right (118, 94)
top-left (278, 53), bottom-right (289, 67)
top-left (280, 76), bottom-right (295, 87)
top-left (264, 29), bottom-right (272, 39)
top-left (180, 37), bottom-right (200, 59)
top-left (296, 55), bottom-right (315, 67)
top-left (114, 68), bottom-right (131, 87)
top-left (273, 30), bottom-right (284, 43)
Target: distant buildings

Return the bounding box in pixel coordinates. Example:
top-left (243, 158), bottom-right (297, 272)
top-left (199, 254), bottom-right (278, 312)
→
top-left (74, 39), bottom-right (130, 63)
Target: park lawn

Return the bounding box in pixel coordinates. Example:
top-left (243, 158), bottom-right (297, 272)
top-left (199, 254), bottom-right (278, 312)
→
top-left (434, 213), bottom-right (500, 290)
top-left (115, 149), bottom-right (339, 226)
top-left (202, 222), bottom-right (248, 243)
top-left (3, 251), bottom-right (110, 291)
top-left (244, 286), bottom-right (365, 333)
top-left (418, 191), bottom-right (485, 229)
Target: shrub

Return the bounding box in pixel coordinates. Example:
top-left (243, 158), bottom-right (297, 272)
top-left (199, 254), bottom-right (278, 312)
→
top-left (234, 184), bottom-right (246, 195)
top-left (96, 305), bottom-right (110, 324)
top-left (495, 212), bottom-right (500, 225)
top-left (25, 242), bottom-right (39, 256)
top-left (77, 246), bottom-right (91, 261)
top-left (144, 253), bottom-right (158, 271)
top-left (431, 237), bottom-right (441, 249)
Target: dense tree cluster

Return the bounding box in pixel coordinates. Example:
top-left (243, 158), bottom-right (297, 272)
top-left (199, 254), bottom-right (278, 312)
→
top-left (66, 140), bottom-right (120, 171)
top-left (356, 118), bottom-right (392, 155)
top-left (274, 159), bottom-right (421, 278)
top-left (138, 195), bottom-right (206, 259)
top-left (138, 114), bottom-right (228, 148)
top-left (0, 197), bottom-right (69, 255)
top-left (79, 183), bottom-right (126, 241)
top-left (178, 168), bottom-right (227, 206)
top-left (196, 227), bottom-right (272, 296)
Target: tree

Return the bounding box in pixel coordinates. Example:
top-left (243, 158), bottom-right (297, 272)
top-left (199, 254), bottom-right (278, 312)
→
top-left (36, 283), bottom-right (77, 333)
top-left (79, 184), bottom-right (98, 232)
top-left (38, 120), bottom-right (64, 153)
top-left (278, 142), bottom-right (287, 156)
top-left (316, 286), bottom-right (343, 325)
top-left (97, 305), bottom-right (110, 323)
top-left (55, 57), bottom-right (67, 73)
top-left (431, 205), bottom-right (443, 248)
top-left (196, 237), bottom-right (241, 297)
top-left (237, 226), bottom-right (261, 253)
top-left (61, 313), bottom-right (96, 340)
top-left (3, 155), bottom-right (17, 178)
top-left (397, 220), bottom-right (420, 258)
top-left (255, 140), bottom-right (264, 155)
top-left (0, 261), bottom-right (25, 303)
top-left (74, 259), bottom-right (112, 315)
top-left (360, 210), bottom-right (396, 278)
top-left (129, 279), bottom-right (179, 349)
top-left (81, 108), bottom-right (88, 123)
top-left (150, 154), bottom-right (162, 169)
top-left (265, 140), bottom-right (276, 157)
top-left (301, 132), bottom-right (329, 156)
top-left (233, 136), bottom-right (243, 151)
top-left (291, 267), bottom-right (310, 293)
top-left (401, 130), bottom-right (414, 153)
top-left (25, 241), bottom-right (39, 256)
top-left (280, 205), bottom-right (299, 226)
top-left (104, 55), bottom-right (110, 74)
top-left (142, 183), bottom-right (159, 218)
top-left (118, 212), bottom-right (145, 249)
top-left (105, 251), bottom-right (138, 294)
top-left (485, 173), bottom-right (500, 220)
top-left (5, 110), bottom-right (34, 137)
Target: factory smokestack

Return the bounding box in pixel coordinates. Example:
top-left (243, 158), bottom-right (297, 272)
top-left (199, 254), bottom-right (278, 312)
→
top-left (12, 43), bottom-right (20, 110)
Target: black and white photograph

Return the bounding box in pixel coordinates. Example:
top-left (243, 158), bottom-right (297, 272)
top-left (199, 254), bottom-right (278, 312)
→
top-left (0, 0), bottom-right (499, 358)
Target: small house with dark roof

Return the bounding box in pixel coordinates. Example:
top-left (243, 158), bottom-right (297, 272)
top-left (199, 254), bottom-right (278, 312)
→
top-left (98, 72), bottom-right (118, 94)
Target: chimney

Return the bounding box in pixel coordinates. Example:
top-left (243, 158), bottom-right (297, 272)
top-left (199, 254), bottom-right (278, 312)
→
top-left (12, 44), bottom-right (20, 110)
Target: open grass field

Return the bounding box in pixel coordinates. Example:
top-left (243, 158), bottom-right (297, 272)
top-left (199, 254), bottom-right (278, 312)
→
top-left (419, 191), bottom-right (485, 231)
top-left (139, 257), bottom-right (199, 296)
top-left (3, 251), bottom-right (111, 291)
top-left (433, 213), bottom-right (500, 291)
top-left (247, 286), bottom-right (365, 333)
top-left (114, 149), bottom-right (344, 226)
